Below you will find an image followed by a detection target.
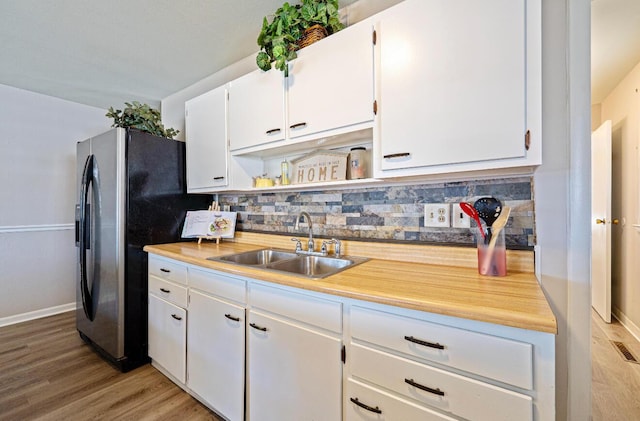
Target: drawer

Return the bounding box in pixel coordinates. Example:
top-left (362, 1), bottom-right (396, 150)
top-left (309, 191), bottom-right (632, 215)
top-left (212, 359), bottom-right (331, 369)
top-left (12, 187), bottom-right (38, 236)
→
top-left (350, 343), bottom-right (532, 421)
top-left (149, 275), bottom-right (188, 308)
top-left (350, 306), bottom-right (532, 389)
top-left (249, 282), bottom-right (342, 333)
top-left (189, 266), bottom-right (246, 304)
top-left (346, 378), bottom-right (456, 421)
top-left (148, 255), bottom-right (187, 285)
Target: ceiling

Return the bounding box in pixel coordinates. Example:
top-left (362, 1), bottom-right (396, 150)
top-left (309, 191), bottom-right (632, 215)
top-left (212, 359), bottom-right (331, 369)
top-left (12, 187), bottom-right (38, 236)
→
top-left (0, 0), bottom-right (637, 109)
top-left (591, 0), bottom-right (640, 103)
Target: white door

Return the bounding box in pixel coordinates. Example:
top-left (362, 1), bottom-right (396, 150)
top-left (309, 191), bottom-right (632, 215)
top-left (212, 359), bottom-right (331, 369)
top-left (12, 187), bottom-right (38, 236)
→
top-left (591, 120), bottom-right (612, 323)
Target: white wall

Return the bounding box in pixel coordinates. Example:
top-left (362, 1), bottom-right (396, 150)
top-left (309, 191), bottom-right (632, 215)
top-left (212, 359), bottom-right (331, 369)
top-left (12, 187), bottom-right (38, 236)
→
top-left (600, 60), bottom-right (640, 338)
top-left (0, 84), bottom-right (110, 324)
top-left (535, 0), bottom-right (592, 419)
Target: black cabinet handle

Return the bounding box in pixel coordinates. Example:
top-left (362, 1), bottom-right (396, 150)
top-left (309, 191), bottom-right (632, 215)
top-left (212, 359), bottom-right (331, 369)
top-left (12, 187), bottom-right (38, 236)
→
top-left (289, 122), bottom-right (307, 130)
top-left (250, 323), bottom-right (267, 332)
top-left (225, 314), bottom-right (241, 322)
top-left (160, 288), bottom-right (170, 293)
top-left (349, 397), bottom-right (382, 414)
top-left (404, 335), bottom-right (445, 350)
top-left (266, 128), bottom-right (281, 135)
top-left (213, 176), bottom-right (225, 180)
top-left (383, 152), bottom-right (411, 159)
top-left (160, 268), bottom-right (171, 273)
top-left (404, 378), bottom-right (445, 396)
top-left (171, 314), bottom-right (182, 321)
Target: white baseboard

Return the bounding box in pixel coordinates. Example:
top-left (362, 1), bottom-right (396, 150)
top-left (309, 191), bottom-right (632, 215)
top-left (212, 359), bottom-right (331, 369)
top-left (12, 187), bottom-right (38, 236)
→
top-left (612, 306), bottom-right (640, 343)
top-left (0, 302), bottom-right (76, 328)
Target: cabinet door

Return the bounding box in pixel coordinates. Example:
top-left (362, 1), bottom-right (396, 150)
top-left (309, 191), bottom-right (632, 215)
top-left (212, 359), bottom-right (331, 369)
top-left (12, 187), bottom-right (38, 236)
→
top-left (247, 310), bottom-right (342, 421)
top-left (185, 85), bottom-right (228, 191)
top-left (188, 290), bottom-right (245, 421)
top-left (379, 0), bottom-right (527, 171)
top-left (148, 294), bottom-right (186, 383)
top-left (228, 69), bottom-right (285, 151)
top-left (287, 22), bottom-right (374, 140)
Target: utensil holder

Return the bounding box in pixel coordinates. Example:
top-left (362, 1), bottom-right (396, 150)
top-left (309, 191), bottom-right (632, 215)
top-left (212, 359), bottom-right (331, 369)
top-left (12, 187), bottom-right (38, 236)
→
top-left (476, 228), bottom-right (507, 276)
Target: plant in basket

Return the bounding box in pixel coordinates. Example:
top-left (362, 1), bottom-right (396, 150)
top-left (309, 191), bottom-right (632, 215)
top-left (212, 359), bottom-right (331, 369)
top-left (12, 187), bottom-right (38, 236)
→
top-left (256, 0), bottom-right (344, 74)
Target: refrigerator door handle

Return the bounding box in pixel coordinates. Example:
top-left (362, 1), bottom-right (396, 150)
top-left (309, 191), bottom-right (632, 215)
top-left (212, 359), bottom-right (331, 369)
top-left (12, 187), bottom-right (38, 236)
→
top-left (79, 154), bottom-right (96, 321)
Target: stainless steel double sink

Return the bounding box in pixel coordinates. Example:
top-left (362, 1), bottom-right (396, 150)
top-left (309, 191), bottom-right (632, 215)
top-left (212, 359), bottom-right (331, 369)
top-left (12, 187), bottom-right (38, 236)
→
top-left (207, 248), bottom-right (368, 279)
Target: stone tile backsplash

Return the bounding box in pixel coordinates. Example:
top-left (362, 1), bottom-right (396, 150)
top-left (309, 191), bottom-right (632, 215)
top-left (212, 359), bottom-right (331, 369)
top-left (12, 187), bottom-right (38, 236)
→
top-left (219, 176), bottom-right (535, 248)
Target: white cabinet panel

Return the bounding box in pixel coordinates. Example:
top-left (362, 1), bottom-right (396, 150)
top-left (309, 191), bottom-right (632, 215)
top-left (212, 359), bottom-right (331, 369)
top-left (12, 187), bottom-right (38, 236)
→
top-left (351, 305), bottom-right (533, 389)
top-left (346, 378), bottom-right (457, 421)
top-left (247, 310), bottom-right (342, 421)
top-left (148, 255), bottom-right (187, 285)
top-left (148, 294), bottom-right (186, 383)
top-left (351, 343), bottom-right (532, 421)
top-left (228, 69), bottom-right (285, 151)
top-left (287, 21), bottom-right (374, 140)
top-left (188, 290), bottom-right (245, 421)
top-left (378, 0), bottom-right (530, 172)
top-left (185, 85), bottom-right (228, 191)
top-left (148, 274), bottom-right (188, 308)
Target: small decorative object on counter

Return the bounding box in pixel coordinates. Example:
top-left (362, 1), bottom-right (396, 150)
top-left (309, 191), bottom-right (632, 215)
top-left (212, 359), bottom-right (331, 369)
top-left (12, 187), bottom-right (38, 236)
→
top-left (181, 201), bottom-right (237, 245)
top-left (281, 159), bottom-right (290, 185)
top-left (348, 146), bottom-right (368, 179)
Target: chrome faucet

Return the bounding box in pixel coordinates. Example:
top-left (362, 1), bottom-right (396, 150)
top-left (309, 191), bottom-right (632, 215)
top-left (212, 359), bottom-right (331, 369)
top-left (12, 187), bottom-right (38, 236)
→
top-left (294, 211), bottom-right (314, 252)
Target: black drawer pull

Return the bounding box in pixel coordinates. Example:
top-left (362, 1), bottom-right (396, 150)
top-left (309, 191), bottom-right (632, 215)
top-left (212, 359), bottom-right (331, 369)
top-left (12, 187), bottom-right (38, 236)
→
top-left (249, 323), bottom-right (267, 332)
top-left (383, 152), bottom-right (411, 159)
top-left (159, 288), bottom-right (170, 293)
top-left (266, 128), bottom-right (281, 135)
top-left (404, 335), bottom-right (445, 350)
top-left (405, 378), bottom-right (445, 396)
top-left (213, 176), bottom-right (225, 180)
top-left (171, 314), bottom-right (182, 321)
top-left (160, 268), bottom-right (171, 273)
top-left (289, 122), bottom-right (307, 130)
top-left (349, 397), bottom-right (382, 414)
top-left (225, 314), bottom-right (241, 322)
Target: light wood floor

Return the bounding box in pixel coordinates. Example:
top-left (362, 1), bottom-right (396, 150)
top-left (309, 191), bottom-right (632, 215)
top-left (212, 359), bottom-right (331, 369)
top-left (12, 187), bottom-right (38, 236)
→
top-left (592, 310), bottom-right (640, 420)
top-left (0, 311), bottom-right (223, 420)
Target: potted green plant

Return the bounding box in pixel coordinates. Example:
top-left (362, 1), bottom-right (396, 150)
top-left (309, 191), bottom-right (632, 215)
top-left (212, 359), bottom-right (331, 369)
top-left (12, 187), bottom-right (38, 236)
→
top-left (106, 101), bottom-right (179, 139)
top-left (256, 0), bottom-right (344, 74)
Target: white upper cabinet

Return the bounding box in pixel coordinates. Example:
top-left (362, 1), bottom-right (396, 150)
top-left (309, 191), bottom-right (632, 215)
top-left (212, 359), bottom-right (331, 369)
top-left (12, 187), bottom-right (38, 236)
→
top-left (376, 0), bottom-right (541, 177)
top-left (287, 21), bottom-right (375, 141)
top-left (185, 85), bottom-right (228, 192)
top-left (228, 69), bottom-right (286, 152)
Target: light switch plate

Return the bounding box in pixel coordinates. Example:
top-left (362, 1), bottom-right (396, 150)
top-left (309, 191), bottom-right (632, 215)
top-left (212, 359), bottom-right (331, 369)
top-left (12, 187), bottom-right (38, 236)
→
top-left (452, 203), bottom-right (471, 228)
top-left (424, 203), bottom-right (451, 228)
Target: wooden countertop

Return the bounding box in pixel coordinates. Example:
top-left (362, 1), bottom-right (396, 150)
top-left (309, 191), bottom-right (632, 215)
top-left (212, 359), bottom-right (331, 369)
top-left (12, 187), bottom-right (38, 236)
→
top-left (144, 234), bottom-right (557, 334)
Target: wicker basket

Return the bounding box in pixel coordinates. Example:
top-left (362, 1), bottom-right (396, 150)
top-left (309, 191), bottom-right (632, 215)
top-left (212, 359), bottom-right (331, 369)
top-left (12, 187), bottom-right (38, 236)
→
top-left (297, 24), bottom-right (328, 49)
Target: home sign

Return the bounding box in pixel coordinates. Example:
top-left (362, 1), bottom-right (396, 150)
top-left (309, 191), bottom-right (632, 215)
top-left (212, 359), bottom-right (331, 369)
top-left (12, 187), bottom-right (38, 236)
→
top-left (292, 150), bottom-right (348, 184)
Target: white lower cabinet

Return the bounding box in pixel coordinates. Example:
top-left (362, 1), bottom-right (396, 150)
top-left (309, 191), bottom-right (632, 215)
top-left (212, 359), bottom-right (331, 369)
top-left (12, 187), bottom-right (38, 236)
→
top-left (147, 293), bottom-right (187, 383)
top-left (247, 283), bottom-right (343, 421)
top-left (187, 289), bottom-right (245, 421)
top-left (147, 254), bottom-right (554, 420)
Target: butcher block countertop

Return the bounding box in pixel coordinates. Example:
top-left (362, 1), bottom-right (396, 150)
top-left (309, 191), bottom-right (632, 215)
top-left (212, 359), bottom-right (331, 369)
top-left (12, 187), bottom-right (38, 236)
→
top-left (144, 232), bottom-right (557, 334)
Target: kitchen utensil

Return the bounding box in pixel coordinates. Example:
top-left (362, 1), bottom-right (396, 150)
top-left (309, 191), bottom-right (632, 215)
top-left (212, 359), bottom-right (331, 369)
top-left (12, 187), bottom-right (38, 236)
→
top-left (480, 206), bottom-right (511, 275)
top-left (474, 197), bottom-right (502, 241)
top-left (459, 202), bottom-right (486, 239)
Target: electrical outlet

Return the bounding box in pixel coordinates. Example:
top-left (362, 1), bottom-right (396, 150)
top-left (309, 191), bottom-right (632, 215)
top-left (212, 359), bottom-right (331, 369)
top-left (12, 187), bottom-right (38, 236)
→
top-left (424, 203), bottom-right (451, 228)
top-left (452, 204), bottom-right (471, 228)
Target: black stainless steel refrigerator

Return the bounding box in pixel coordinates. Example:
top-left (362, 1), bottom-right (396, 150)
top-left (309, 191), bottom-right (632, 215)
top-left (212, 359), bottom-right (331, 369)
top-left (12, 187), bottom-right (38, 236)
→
top-left (75, 127), bottom-right (209, 372)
